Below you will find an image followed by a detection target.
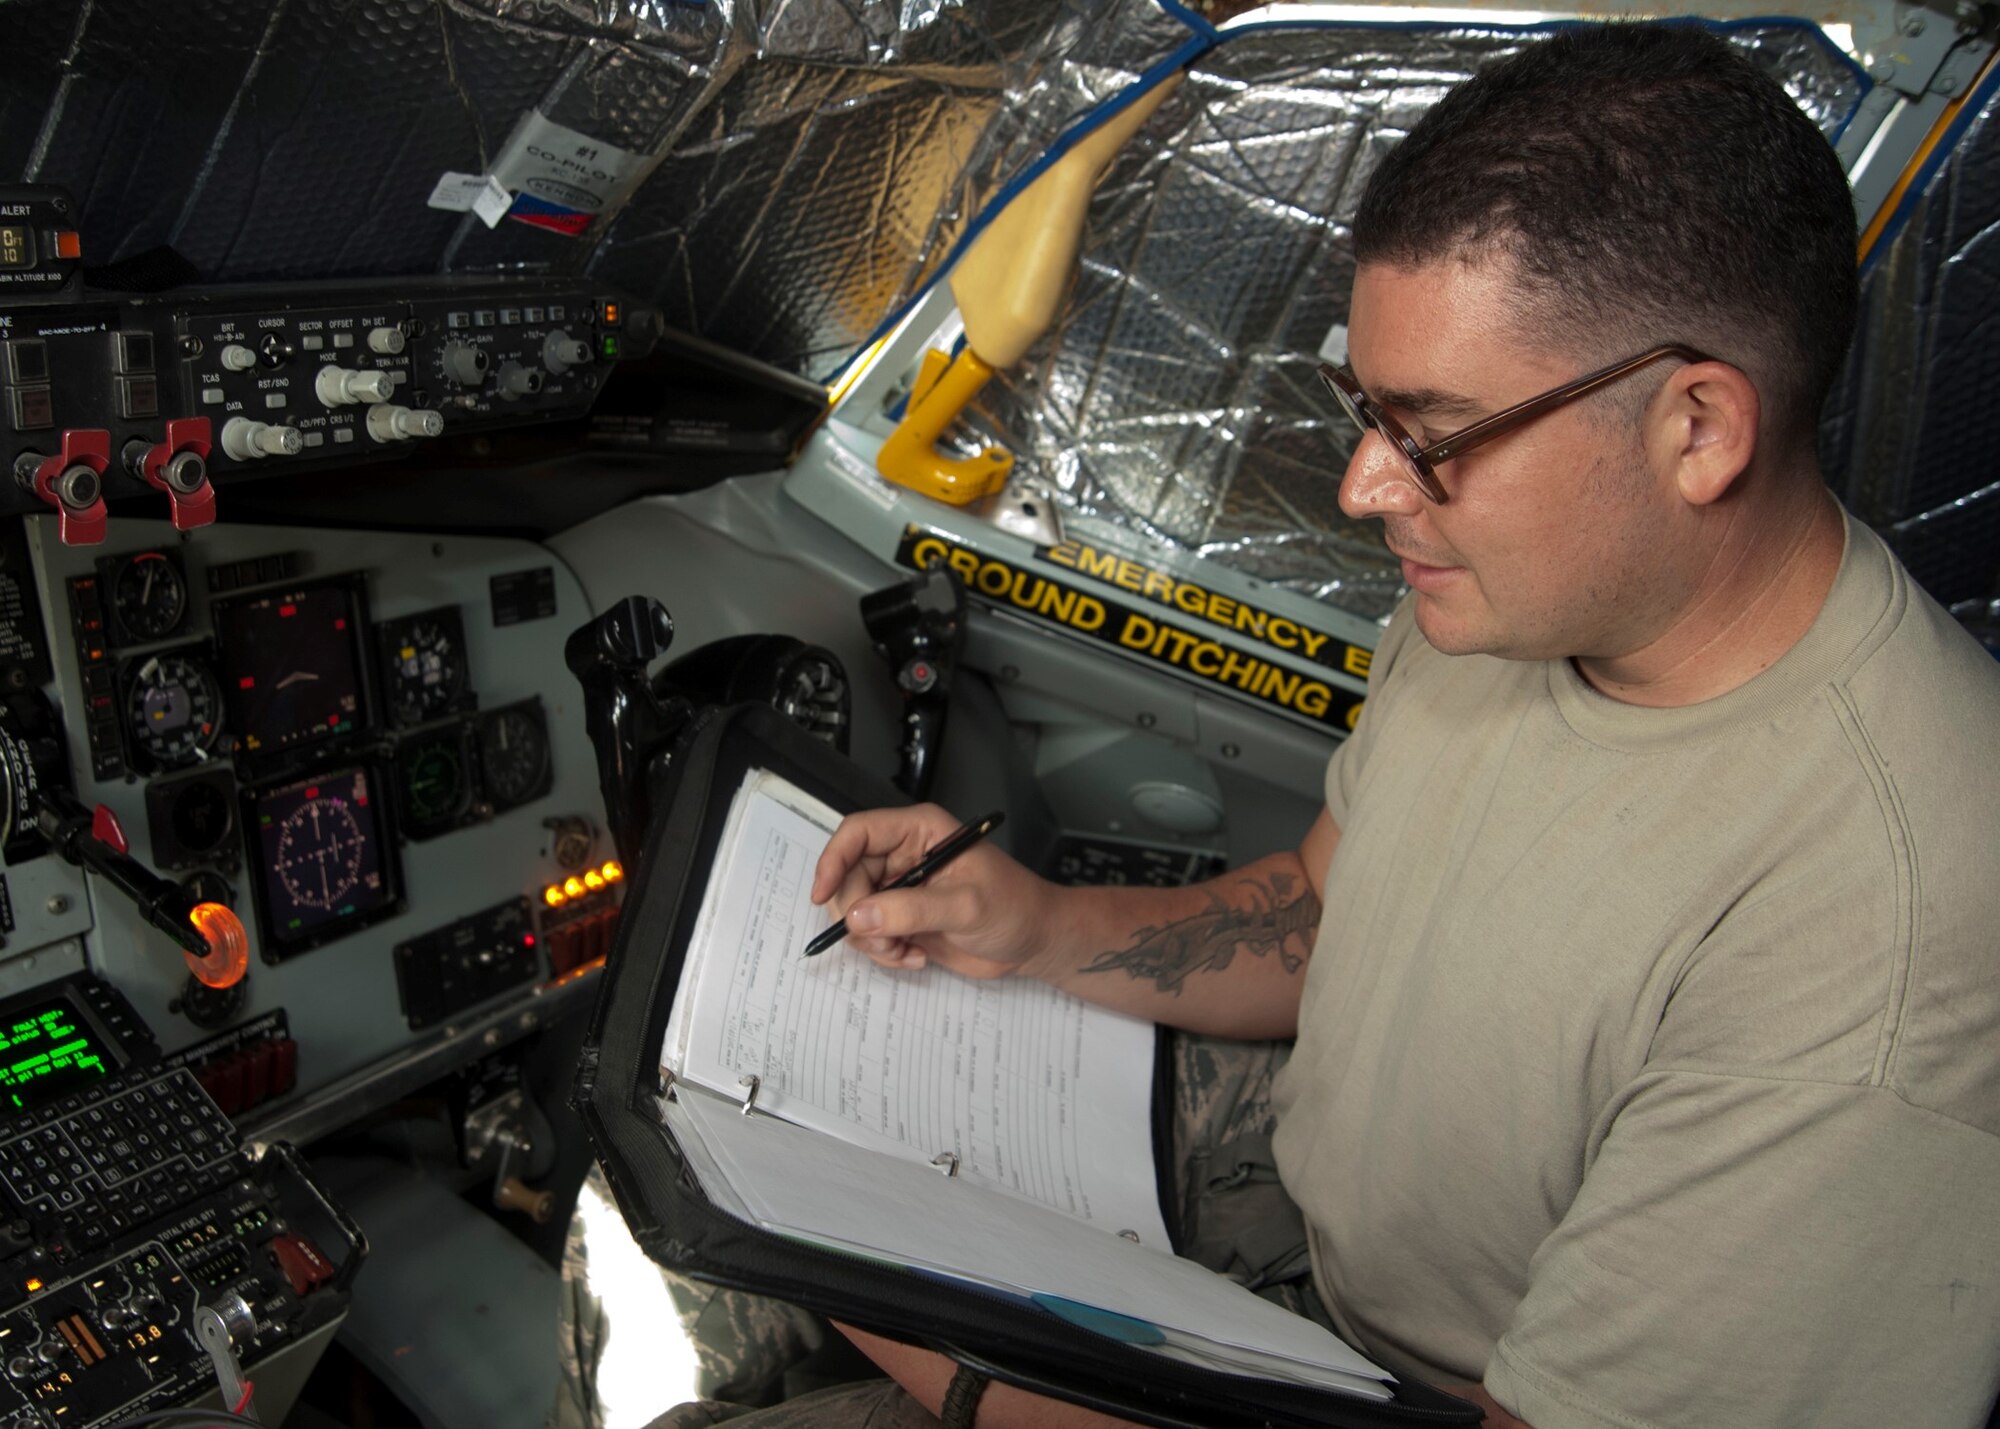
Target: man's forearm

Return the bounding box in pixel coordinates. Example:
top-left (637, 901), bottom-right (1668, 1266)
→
top-left (1030, 850), bottom-right (1319, 1038)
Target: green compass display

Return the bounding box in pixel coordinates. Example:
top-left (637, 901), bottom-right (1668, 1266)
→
top-left (394, 721), bottom-right (478, 840)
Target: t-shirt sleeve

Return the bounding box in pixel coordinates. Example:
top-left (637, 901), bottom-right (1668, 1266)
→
top-left (1324, 599), bottom-right (1420, 831)
top-left (1484, 1071), bottom-right (2000, 1429)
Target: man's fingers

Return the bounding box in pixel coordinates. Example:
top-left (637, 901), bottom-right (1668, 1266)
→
top-left (811, 806), bottom-right (954, 903)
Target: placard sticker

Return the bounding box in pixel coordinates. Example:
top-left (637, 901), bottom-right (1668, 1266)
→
top-left (428, 172), bottom-right (515, 228)
top-left (489, 112), bottom-right (653, 237)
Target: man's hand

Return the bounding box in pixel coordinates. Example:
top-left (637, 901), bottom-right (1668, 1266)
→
top-left (813, 804), bottom-right (1334, 1038)
top-left (811, 804), bottom-right (1059, 980)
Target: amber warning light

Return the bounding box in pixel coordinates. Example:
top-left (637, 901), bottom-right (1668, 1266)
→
top-left (184, 902), bottom-right (250, 988)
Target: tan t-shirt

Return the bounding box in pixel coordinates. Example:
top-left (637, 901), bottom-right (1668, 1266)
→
top-left (1271, 514), bottom-right (2000, 1429)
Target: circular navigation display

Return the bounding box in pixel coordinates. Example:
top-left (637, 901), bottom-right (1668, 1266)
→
top-left (249, 764), bottom-right (399, 957)
top-left (274, 793), bottom-right (366, 910)
top-left (112, 551), bottom-right (187, 643)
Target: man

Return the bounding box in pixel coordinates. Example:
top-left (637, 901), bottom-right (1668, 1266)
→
top-left (654, 22), bottom-right (2000, 1428)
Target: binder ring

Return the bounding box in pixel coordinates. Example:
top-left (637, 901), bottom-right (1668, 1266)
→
top-left (930, 1152), bottom-right (960, 1178)
top-left (739, 1074), bottom-right (761, 1115)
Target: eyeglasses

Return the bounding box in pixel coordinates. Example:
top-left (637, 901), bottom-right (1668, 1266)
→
top-left (1317, 344), bottom-right (1713, 504)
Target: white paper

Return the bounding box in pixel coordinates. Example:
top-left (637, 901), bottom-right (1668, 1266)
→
top-left (667, 1090), bottom-right (1393, 1399)
top-left (666, 769), bottom-right (1167, 1246)
top-left (426, 171), bottom-right (513, 227)
top-left (489, 110), bottom-right (651, 218)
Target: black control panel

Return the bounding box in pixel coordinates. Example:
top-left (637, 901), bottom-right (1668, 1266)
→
top-left (0, 975), bottom-right (359, 1427)
top-left (0, 191), bottom-right (660, 548)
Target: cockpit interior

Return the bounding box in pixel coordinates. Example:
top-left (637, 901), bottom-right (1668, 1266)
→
top-left (0, 0), bottom-right (1992, 1425)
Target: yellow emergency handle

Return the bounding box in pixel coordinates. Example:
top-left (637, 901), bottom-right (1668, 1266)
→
top-left (877, 75), bottom-right (1182, 505)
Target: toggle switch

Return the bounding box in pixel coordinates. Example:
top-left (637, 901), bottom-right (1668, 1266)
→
top-left (16, 429), bottom-right (109, 545)
top-left (124, 417), bottom-right (217, 530)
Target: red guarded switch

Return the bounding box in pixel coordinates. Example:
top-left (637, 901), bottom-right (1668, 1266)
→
top-left (29, 430), bottom-right (110, 546)
top-left (137, 417), bottom-right (216, 530)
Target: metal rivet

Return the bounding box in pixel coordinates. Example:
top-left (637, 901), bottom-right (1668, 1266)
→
top-left (1902, 14), bottom-right (1926, 35)
top-left (44, 895), bottom-right (68, 916)
top-left (999, 664), bottom-right (1020, 683)
top-left (1220, 743), bottom-right (1241, 759)
top-left (1136, 712), bottom-right (1156, 728)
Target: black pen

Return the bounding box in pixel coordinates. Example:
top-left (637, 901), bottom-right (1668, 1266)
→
top-left (803, 810), bottom-right (1006, 958)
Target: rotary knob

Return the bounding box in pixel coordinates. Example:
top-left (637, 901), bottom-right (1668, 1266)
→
top-left (441, 342), bottom-right (489, 386)
top-left (367, 326), bottom-right (407, 355)
top-left (365, 404), bottom-right (444, 442)
top-left (219, 344), bottom-right (259, 372)
top-left (497, 362), bottom-right (544, 400)
top-left (219, 417), bottom-right (303, 461)
top-left (542, 330), bottom-right (591, 376)
top-left (315, 366), bottom-right (394, 407)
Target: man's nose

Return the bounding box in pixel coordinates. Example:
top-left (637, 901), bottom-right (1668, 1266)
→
top-left (1338, 428), bottom-right (1427, 519)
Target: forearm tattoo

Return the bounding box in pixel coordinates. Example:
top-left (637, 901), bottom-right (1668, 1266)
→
top-left (1078, 872), bottom-right (1318, 994)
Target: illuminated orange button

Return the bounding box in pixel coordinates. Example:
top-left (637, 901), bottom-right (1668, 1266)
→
top-left (601, 861), bottom-right (623, 883)
top-left (543, 885), bottom-right (566, 908)
top-left (53, 231), bottom-right (81, 260)
top-left (562, 876), bottom-right (585, 899)
top-left (583, 870), bottom-right (604, 891)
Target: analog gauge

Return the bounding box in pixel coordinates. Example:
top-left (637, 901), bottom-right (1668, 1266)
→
top-left (167, 779), bottom-right (234, 860)
top-left (398, 730), bottom-right (473, 835)
top-left (477, 702), bottom-right (551, 811)
top-left (125, 652), bottom-right (223, 769)
top-left (179, 870), bottom-right (235, 907)
top-left (111, 551), bottom-right (188, 644)
top-left (273, 793), bottom-right (367, 910)
top-left (381, 608), bottom-right (469, 727)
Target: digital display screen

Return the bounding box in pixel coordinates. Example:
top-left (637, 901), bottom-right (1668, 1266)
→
top-left (0, 227), bottom-right (32, 269)
top-left (214, 579), bottom-right (368, 754)
top-left (0, 997), bottom-right (113, 1112)
top-left (249, 764), bottom-right (400, 955)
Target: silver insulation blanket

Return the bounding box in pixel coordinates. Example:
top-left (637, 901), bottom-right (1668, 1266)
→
top-left (975, 22), bottom-right (1864, 616)
top-left (2, 1), bottom-right (1866, 619)
top-left (1826, 76), bottom-right (2000, 627)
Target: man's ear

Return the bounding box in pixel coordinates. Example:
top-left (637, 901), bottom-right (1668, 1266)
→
top-left (1655, 361), bottom-right (1760, 506)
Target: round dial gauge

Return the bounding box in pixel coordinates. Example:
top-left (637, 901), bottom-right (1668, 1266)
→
top-left (386, 615), bottom-right (468, 725)
top-left (401, 737), bottom-right (471, 827)
top-left (273, 795), bottom-right (367, 910)
top-left (112, 552), bottom-right (188, 643)
top-left (167, 780), bottom-right (234, 859)
top-left (126, 653), bottom-right (223, 769)
top-left (478, 705), bottom-right (550, 810)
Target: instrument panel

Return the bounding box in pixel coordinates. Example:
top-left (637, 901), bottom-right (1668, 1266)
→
top-left (14, 517), bottom-right (606, 1121)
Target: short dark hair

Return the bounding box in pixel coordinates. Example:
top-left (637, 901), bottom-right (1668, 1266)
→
top-left (1352, 23), bottom-right (1858, 438)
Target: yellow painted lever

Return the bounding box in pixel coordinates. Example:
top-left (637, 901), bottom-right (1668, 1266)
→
top-left (876, 75), bottom-right (1183, 505)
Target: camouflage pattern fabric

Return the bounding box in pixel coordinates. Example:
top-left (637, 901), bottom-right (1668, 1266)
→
top-left (558, 1032), bottom-right (1324, 1428)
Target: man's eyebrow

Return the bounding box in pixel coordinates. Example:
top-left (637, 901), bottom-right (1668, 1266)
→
top-left (1368, 381), bottom-right (1489, 421)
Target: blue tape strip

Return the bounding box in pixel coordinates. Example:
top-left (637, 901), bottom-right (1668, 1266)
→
top-left (1862, 59), bottom-right (2000, 265)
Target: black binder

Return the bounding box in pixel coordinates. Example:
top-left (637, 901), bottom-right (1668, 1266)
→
top-left (572, 701), bottom-right (1481, 1428)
